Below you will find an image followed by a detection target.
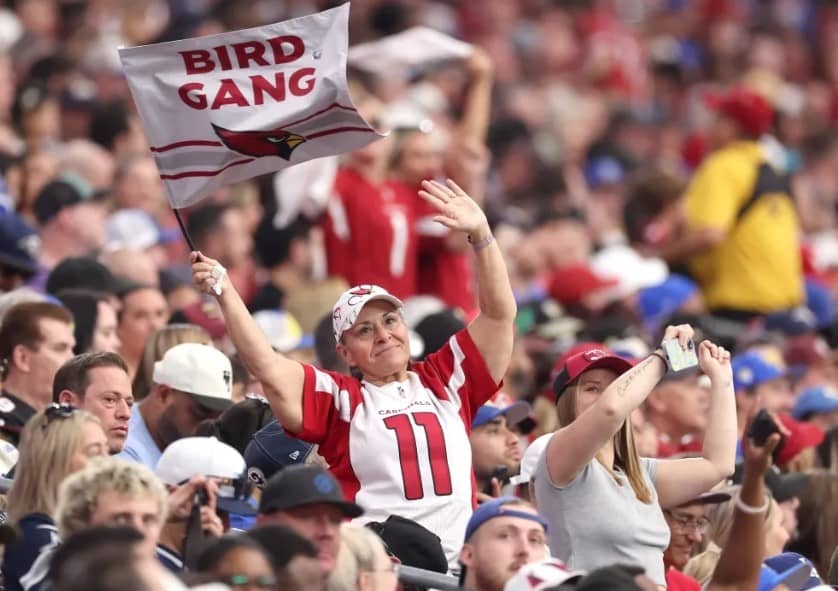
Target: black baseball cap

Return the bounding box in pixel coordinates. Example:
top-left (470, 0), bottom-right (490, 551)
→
top-left (730, 463), bottom-right (809, 503)
top-left (46, 257), bottom-right (140, 297)
top-left (366, 515), bottom-right (448, 574)
top-left (0, 211), bottom-right (40, 276)
top-left (258, 464), bottom-right (363, 517)
top-left (33, 174), bottom-right (95, 225)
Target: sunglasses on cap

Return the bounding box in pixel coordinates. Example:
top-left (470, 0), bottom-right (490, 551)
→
top-left (43, 403), bottom-right (78, 428)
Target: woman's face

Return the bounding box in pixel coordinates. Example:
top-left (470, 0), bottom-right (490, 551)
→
top-left (91, 300), bottom-right (121, 353)
top-left (338, 301), bottom-right (410, 381)
top-left (68, 421), bottom-right (109, 473)
top-left (765, 499), bottom-right (789, 557)
top-left (214, 546), bottom-right (276, 591)
top-left (574, 368), bottom-right (619, 416)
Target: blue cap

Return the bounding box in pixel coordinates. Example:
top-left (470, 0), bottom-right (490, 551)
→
top-left (732, 352), bottom-right (786, 392)
top-left (761, 553), bottom-right (819, 591)
top-left (805, 279), bottom-right (835, 330)
top-left (764, 308), bottom-right (818, 337)
top-left (792, 386), bottom-right (838, 420)
top-left (472, 400), bottom-right (531, 429)
top-left (584, 156), bottom-right (626, 189)
top-left (0, 211), bottom-right (40, 276)
top-left (464, 496), bottom-right (548, 541)
top-left (637, 275), bottom-right (699, 331)
top-left (244, 420), bottom-right (313, 489)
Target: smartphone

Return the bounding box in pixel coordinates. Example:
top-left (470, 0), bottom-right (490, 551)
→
top-left (748, 409), bottom-right (784, 447)
top-left (482, 466), bottom-right (508, 495)
top-left (662, 338), bottom-right (699, 373)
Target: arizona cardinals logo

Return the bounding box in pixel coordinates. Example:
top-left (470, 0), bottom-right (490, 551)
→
top-left (212, 124), bottom-right (306, 160)
top-left (349, 286), bottom-right (373, 296)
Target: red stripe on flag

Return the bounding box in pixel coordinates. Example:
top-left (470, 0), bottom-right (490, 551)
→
top-left (150, 140), bottom-right (224, 152)
top-left (284, 103), bottom-right (357, 128)
top-left (305, 126), bottom-right (376, 139)
top-left (159, 158), bottom-right (255, 180)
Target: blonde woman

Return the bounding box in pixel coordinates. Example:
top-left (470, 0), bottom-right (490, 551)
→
top-left (2, 405), bottom-right (108, 591)
top-left (328, 524), bottom-right (398, 591)
top-left (131, 323), bottom-right (212, 401)
top-left (534, 326), bottom-right (737, 588)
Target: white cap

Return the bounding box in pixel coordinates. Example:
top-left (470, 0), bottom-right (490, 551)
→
top-left (104, 209), bottom-right (163, 252)
top-left (253, 310), bottom-right (313, 353)
top-left (332, 284), bottom-right (404, 342)
top-left (152, 343), bottom-right (234, 411)
top-left (591, 245), bottom-right (668, 298)
top-left (156, 436), bottom-right (245, 485)
top-left (503, 559), bottom-right (585, 591)
top-left (510, 433), bottom-right (553, 486)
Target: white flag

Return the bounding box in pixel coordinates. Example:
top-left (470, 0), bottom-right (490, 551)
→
top-left (119, 3), bottom-right (382, 209)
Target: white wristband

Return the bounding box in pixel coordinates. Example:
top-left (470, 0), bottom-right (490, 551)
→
top-left (734, 492), bottom-right (770, 514)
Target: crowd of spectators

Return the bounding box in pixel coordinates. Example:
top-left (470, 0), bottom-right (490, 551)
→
top-left (0, 1), bottom-right (837, 591)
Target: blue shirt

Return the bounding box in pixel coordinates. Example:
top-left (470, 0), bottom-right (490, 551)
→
top-left (118, 405), bottom-right (162, 469)
top-left (156, 545), bottom-right (183, 572)
top-left (2, 513), bottom-right (59, 591)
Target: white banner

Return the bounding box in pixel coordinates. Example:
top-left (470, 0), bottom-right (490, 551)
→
top-left (119, 3), bottom-right (382, 209)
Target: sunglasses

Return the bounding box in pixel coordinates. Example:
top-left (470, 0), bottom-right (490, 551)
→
top-left (220, 574), bottom-right (277, 589)
top-left (43, 404), bottom-right (77, 428)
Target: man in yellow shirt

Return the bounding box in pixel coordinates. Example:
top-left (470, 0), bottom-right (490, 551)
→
top-left (680, 88), bottom-right (803, 319)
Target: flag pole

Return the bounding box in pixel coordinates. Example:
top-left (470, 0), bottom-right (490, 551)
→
top-left (173, 208), bottom-right (196, 253)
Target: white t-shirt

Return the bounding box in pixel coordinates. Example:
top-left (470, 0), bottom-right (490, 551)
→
top-left (288, 329), bottom-right (500, 566)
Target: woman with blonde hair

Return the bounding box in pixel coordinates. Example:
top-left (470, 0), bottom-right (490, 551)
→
top-left (328, 524), bottom-right (398, 591)
top-left (534, 326), bottom-right (737, 587)
top-left (788, 469), bottom-right (838, 577)
top-left (131, 323), bottom-right (212, 401)
top-left (2, 405), bottom-right (108, 591)
top-left (683, 485), bottom-right (786, 585)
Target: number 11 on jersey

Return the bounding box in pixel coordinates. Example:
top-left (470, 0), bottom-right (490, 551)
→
top-left (383, 412), bottom-right (453, 500)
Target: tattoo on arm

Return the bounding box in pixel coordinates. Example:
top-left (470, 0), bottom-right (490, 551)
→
top-left (615, 356), bottom-right (655, 397)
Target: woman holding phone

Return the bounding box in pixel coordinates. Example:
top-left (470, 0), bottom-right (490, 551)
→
top-left (534, 326), bottom-right (737, 588)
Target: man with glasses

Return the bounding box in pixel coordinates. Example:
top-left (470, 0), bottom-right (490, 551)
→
top-left (663, 490), bottom-right (731, 575)
top-left (119, 343), bottom-right (234, 469)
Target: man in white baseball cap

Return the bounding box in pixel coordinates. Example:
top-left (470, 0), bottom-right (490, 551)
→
top-left (119, 343), bottom-right (234, 470)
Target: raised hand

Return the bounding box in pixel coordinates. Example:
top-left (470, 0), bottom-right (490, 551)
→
top-left (191, 251), bottom-right (230, 296)
top-left (418, 178), bottom-right (490, 239)
top-left (698, 340), bottom-right (732, 382)
top-left (661, 324), bottom-right (695, 350)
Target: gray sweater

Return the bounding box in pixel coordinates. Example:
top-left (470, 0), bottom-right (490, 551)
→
top-left (534, 451), bottom-right (670, 586)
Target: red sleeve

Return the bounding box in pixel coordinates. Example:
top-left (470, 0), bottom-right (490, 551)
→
top-left (285, 364), bottom-right (362, 445)
top-left (412, 329), bottom-right (501, 427)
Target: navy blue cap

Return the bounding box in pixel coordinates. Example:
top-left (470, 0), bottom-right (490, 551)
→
top-left (732, 352), bottom-right (786, 392)
top-left (764, 553), bottom-right (822, 591)
top-left (472, 399), bottom-right (531, 429)
top-left (793, 386), bottom-right (838, 420)
top-left (464, 496), bottom-right (547, 541)
top-left (244, 420), bottom-right (313, 489)
top-left (0, 212), bottom-right (40, 276)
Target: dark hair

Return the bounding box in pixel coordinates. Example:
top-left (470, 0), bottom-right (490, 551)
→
top-left (187, 204), bottom-right (231, 250)
top-left (195, 534), bottom-right (272, 573)
top-left (89, 100), bottom-right (130, 151)
top-left (253, 214), bottom-right (311, 269)
top-left (52, 352), bottom-right (129, 402)
top-left (55, 289), bottom-right (113, 354)
top-left (0, 302), bottom-right (73, 378)
top-left (314, 312), bottom-right (348, 374)
top-left (247, 525), bottom-right (317, 571)
top-left (47, 526), bottom-right (146, 591)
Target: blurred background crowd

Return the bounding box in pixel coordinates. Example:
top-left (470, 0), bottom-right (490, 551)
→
top-left (0, 0), bottom-right (836, 591)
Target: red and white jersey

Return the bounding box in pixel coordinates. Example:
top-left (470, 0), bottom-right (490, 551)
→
top-left (287, 329), bottom-right (500, 566)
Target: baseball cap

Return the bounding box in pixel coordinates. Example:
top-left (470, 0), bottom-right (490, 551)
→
top-left (548, 264), bottom-right (618, 306)
top-left (731, 464), bottom-right (808, 503)
top-left (704, 87), bottom-right (774, 137)
top-left (156, 436), bottom-right (255, 516)
top-left (510, 433), bottom-right (552, 486)
top-left (675, 489), bottom-right (732, 507)
top-left (366, 515), bottom-right (448, 574)
top-left (472, 392), bottom-right (532, 429)
top-left (332, 284), bottom-right (404, 342)
top-left (637, 275), bottom-right (699, 332)
top-left (104, 209), bottom-right (177, 252)
top-left (464, 496), bottom-right (548, 541)
top-left (33, 173), bottom-right (96, 225)
top-left (253, 310), bottom-right (314, 353)
top-left (0, 211), bottom-right (39, 276)
top-left (584, 156), bottom-right (626, 189)
top-left (244, 420), bottom-right (313, 489)
top-left (758, 559), bottom-right (810, 591)
top-left (591, 245), bottom-right (669, 299)
top-left (258, 464), bottom-right (363, 517)
top-left (793, 386), bottom-right (838, 420)
top-left (553, 348), bottom-right (634, 400)
top-left (504, 559), bottom-right (585, 591)
top-left (764, 554), bottom-right (822, 591)
top-left (775, 415), bottom-right (825, 467)
top-left (732, 352), bottom-right (786, 392)
top-left (45, 257), bottom-right (139, 296)
top-left (152, 343), bottom-right (234, 411)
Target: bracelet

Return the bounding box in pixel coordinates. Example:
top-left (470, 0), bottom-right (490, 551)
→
top-left (734, 492), bottom-right (770, 514)
top-left (650, 350), bottom-right (668, 371)
top-left (468, 233), bottom-right (494, 251)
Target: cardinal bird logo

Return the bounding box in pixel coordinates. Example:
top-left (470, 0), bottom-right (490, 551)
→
top-left (211, 124), bottom-right (306, 160)
top-left (349, 286), bottom-right (373, 296)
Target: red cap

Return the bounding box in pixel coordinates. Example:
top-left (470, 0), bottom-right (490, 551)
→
top-left (704, 88), bottom-right (773, 137)
top-left (553, 348), bottom-right (634, 400)
top-left (548, 265), bottom-right (618, 306)
top-left (776, 414), bottom-right (825, 467)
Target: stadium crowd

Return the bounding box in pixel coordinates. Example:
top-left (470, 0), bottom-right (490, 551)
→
top-left (0, 0), bottom-right (836, 591)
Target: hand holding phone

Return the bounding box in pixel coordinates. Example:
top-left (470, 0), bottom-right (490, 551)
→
top-left (662, 338), bottom-right (699, 373)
